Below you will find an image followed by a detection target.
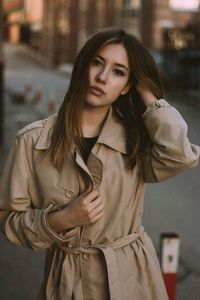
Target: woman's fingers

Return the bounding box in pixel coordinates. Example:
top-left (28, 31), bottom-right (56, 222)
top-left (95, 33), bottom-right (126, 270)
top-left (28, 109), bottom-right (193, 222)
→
top-left (90, 211), bottom-right (104, 224)
top-left (89, 203), bottom-right (104, 223)
top-left (82, 190), bottom-right (99, 205)
top-left (63, 189), bottom-right (104, 227)
top-left (86, 197), bottom-right (104, 222)
top-left (89, 196), bottom-right (103, 211)
top-left (79, 192), bottom-right (104, 223)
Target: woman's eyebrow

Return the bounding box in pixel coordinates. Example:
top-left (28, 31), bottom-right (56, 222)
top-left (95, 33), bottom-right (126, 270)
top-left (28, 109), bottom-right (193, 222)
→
top-left (96, 55), bottom-right (129, 71)
top-left (115, 63), bottom-right (129, 71)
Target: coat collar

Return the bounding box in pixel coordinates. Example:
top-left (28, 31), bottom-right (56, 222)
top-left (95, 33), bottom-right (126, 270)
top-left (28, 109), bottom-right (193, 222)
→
top-left (35, 108), bottom-right (127, 154)
top-left (97, 107), bottom-right (127, 154)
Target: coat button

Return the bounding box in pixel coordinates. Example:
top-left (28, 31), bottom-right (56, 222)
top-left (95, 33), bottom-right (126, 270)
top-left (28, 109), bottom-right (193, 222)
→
top-left (66, 189), bottom-right (74, 197)
top-left (155, 101), bottom-right (162, 108)
top-left (83, 253), bottom-right (90, 261)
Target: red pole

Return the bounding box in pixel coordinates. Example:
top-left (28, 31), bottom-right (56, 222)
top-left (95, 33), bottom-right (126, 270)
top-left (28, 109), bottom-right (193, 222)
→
top-left (160, 233), bottom-right (180, 300)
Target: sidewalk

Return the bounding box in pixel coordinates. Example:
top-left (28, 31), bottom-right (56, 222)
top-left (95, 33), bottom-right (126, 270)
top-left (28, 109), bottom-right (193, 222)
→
top-left (0, 92), bottom-right (46, 300)
top-left (0, 43), bottom-right (71, 165)
top-left (4, 43), bottom-right (69, 119)
top-left (0, 94), bottom-right (41, 168)
top-left (0, 44), bottom-right (71, 300)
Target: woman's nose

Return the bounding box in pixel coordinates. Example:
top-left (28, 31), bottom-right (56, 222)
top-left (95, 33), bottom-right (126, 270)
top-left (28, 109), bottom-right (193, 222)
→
top-left (95, 68), bottom-right (108, 83)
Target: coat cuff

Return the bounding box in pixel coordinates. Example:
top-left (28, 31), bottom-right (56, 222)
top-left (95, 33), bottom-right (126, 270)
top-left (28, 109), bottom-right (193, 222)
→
top-left (38, 204), bottom-right (79, 244)
top-left (142, 99), bottom-right (171, 119)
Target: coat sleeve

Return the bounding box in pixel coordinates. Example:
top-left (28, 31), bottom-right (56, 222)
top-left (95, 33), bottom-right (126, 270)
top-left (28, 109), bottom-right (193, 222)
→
top-left (0, 135), bottom-right (78, 250)
top-left (141, 99), bottom-right (200, 183)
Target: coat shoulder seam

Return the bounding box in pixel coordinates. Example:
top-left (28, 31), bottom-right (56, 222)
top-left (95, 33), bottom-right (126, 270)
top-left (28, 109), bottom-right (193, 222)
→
top-left (17, 119), bottom-right (48, 137)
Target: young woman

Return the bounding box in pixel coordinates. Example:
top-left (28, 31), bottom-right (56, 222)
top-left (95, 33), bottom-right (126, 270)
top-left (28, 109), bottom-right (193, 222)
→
top-left (0, 28), bottom-right (199, 300)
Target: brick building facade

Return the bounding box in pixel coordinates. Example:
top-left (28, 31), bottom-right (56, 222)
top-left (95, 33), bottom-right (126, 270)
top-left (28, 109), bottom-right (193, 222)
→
top-left (152, 0), bottom-right (200, 49)
top-left (36, 0), bottom-right (200, 65)
top-left (41, 0), bottom-right (122, 66)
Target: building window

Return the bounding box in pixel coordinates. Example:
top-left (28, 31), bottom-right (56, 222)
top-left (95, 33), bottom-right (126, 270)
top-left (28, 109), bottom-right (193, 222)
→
top-left (165, 28), bottom-right (195, 49)
top-left (124, 0), bottom-right (141, 9)
top-left (169, 0), bottom-right (200, 12)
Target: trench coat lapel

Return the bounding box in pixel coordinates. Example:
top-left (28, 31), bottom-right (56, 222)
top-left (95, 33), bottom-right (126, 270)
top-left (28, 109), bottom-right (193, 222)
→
top-left (74, 107), bottom-right (127, 188)
top-left (96, 107), bottom-right (127, 155)
top-left (34, 115), bottom-right (79, 194)
top-left (34, 108), bottom-right (127, 192)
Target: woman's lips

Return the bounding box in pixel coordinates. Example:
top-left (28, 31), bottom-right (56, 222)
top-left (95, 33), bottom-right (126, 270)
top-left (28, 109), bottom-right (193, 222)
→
top-left (90, 86), bottom-right (105, 96)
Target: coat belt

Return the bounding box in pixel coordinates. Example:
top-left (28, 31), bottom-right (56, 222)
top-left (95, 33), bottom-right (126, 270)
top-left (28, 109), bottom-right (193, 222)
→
top-left (59, 228), bottom-right (145, 300)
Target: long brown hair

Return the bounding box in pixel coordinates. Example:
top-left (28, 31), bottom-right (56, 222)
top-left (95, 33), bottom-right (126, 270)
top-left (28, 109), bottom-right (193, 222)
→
top-left (50, 28), bottom-right (164, 169)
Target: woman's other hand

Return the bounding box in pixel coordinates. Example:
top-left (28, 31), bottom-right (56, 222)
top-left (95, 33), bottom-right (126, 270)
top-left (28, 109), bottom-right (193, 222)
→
top-left (47, 189), bottom-right (104, 233)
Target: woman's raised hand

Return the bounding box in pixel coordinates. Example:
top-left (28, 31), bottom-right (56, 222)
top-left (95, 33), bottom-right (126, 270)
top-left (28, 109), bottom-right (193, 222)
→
top-left (47, 188), bottom-right (104, 233)
top-left (136, 84), bottom-right (157, 107)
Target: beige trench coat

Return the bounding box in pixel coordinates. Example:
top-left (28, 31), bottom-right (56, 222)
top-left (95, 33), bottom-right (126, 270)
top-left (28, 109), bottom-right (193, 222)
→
top-left (0, 99), bottom-right (199, 300)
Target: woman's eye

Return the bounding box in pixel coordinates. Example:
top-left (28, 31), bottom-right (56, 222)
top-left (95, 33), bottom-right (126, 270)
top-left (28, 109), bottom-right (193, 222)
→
top-left (113, 69), bottom-right (124, 76)
top-left (92, 58), bottom-right (102, 67)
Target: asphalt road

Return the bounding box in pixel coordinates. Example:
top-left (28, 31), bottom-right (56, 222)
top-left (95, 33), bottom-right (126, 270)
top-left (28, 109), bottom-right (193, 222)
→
top-left (0, 44), bottom-right (200, 300)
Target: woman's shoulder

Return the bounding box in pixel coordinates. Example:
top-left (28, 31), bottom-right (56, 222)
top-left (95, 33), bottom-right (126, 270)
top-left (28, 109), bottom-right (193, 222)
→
top-left (17, 114), bottom-right (57, 136)
top-left (16, 114), bottom-right (57, 138)
top-left (16, 118), bottom-right (47, 137)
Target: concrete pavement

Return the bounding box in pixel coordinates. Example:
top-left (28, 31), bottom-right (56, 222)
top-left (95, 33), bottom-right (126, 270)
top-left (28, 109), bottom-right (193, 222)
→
top-left (0, 44), bottom-right (69, 300)
top-left (143, 98), bottom-right (200, 300)
top-left (0, 43), bottom-right (200, 300)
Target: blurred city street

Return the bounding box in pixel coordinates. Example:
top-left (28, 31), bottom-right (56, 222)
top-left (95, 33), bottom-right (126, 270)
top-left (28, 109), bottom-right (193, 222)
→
top-left (0, 43), bottom-right (200, 300)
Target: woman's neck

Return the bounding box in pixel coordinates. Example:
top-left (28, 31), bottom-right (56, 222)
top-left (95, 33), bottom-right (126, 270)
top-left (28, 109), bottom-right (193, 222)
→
top-left (81, 105), bottom-right (110, 138)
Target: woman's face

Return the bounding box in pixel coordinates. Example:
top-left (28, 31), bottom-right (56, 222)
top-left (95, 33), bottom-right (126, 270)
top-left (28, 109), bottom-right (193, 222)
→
top-left (86, 43), bottom-right (130, 109)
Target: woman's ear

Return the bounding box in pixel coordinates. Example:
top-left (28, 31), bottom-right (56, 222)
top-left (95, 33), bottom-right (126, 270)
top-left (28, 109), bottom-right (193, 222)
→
top-left (121, 84), bottom-right (130, 95)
